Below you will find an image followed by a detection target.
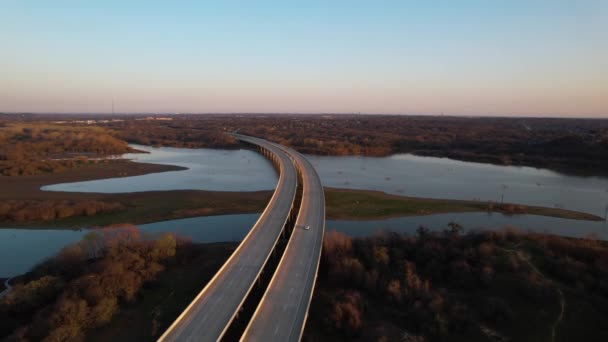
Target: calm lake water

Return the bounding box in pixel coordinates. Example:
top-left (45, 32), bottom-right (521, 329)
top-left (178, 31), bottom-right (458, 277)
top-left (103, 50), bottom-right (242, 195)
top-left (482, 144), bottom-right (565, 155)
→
top-left (45, 145), bottom-right (608, 217)
top-left (42, 145), bottom-right (278, 192)
top-left (0, 214), bottom-right (260, 278)
top-left (3, 145), bottom-right (608, 277)
top-left (308, 154), bottom-right (608, 218)
top-left (2, 213), bottom-right (607, 278)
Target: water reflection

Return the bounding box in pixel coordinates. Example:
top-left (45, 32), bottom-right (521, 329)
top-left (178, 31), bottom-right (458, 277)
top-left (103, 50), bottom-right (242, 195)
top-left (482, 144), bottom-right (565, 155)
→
top-left (0, 214), bottom-right (259, 278)
top-left (43, 146), bottom-right (608, 217)
top-left (42, 145), bottom-right (278, 193)
top-left (9, 146), bottom-right (608, 278)
top-left (308, 154), bottom-right (608, 217)
top-left (2, 213), bottom-right (605, 278)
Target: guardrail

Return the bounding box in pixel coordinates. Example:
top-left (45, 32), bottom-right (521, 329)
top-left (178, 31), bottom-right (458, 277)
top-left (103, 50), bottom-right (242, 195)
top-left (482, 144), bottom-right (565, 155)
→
top-left (159, 136), bottom-right (299, 342)
top-left (158, 134), bottom-right (324, 342)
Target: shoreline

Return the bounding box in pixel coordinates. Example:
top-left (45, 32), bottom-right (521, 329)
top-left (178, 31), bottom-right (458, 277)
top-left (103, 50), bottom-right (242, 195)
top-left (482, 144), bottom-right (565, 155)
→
top-left (0, 156), bottom-right (603, 229)
top-left (124, 141), bottom-right (608, 178)
top-left (324, 187), bottom-right (604, 222)
top-left (0, 188), bottom-right (601, 229)
top-left (0, 159), bottom-right (186, 201)
top-left (6, 233), bottom-right (608, 341)
top-left (404, 149), bottom-right (608, 178)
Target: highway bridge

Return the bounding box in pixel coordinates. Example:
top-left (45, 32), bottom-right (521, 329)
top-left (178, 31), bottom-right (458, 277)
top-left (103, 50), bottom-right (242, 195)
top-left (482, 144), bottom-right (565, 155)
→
top-left (159, 135), bottom-right (298, 341)
top-left (241, 143), bottom-right (325, 342)
top-left (159, 134), bottom-right (325, 342)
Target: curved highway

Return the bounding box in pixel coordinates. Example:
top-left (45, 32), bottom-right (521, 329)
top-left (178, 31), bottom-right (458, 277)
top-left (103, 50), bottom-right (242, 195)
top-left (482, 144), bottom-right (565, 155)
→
top-left (241, 143), bottom-right (326, 341)
top-left (159, 135), bottom-right (297, 342)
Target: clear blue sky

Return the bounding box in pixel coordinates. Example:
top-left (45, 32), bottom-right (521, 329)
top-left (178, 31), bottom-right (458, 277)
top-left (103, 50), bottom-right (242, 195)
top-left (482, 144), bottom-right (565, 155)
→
top-left (1, 0), bottom-right (606, 116)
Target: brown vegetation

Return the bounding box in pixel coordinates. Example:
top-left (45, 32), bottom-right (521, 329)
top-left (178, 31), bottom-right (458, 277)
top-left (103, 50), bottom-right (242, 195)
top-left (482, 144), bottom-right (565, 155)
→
top-left (0, 170), bottom-right (598, 226)
top-left (0, 123), bottom-right (135, 176)
top-left (305, 228), bottom-right (608, 341)
top-left (110, 120), bottom-right (238, 149)
top-left (3, 114), bottom-right (608, 175)
top-left (0, 226), bottom-right (184, 341)
top-left (102, 114), bottom-right (608, 174)
top-left (0, 200), bottom-right (125, 223)
top-left (87, 242), bottom-right (235, 342)
top-left (7, 221), bottom-right (606, 341)
top-left (325, 188), bottom-right (602, 222)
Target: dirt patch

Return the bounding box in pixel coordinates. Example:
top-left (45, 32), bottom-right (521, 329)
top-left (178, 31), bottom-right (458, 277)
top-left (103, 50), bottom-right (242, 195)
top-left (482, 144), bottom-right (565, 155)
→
top-left (0, 159), bottom-right (185, 201)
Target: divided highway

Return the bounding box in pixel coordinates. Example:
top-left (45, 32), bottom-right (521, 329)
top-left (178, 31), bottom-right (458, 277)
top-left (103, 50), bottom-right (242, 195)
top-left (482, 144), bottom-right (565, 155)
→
top-left (159, 135), bottom-right (297, 342)
top-left (241, 144), bottom-right (326, 341)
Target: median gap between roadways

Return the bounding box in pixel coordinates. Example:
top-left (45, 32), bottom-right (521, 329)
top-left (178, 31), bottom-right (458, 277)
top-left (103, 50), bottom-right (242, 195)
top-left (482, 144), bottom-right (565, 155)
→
top-left (221, 164), bottom-right (303, 341)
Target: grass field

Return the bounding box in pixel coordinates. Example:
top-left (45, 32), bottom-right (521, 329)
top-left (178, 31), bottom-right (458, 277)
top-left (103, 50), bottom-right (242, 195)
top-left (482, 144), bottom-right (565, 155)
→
top-left (36, 190), bottom-right (271, 228)
top-left (2, 187), bottom-right (601, 229)
top-left (324, 188), bottom-right (603, 221)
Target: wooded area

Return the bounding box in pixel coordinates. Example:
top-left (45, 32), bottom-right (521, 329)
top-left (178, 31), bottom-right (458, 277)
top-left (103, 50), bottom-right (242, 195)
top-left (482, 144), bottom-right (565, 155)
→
top-left (305, 228), bottom-right (608, 341)
top-left (0, 123), bottom-right (134, 176)
top-left (106, 114), bottom-right (608, 174)
top-left (2, 114), bottom-right (608, 175)
top-left (0, 200), bottom-right (125, 223)
top-left (0, 226), bottom-right (183, 341)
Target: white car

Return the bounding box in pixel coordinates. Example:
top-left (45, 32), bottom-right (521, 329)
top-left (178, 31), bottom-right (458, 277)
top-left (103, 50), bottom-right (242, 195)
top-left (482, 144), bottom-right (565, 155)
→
top-left (304, 225), bottom-right (310, 230)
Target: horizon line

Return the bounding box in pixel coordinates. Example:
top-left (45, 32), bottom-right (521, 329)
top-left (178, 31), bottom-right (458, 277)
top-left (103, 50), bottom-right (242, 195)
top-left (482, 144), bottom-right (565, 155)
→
top-left (1, 112), bottom-right (606, 120)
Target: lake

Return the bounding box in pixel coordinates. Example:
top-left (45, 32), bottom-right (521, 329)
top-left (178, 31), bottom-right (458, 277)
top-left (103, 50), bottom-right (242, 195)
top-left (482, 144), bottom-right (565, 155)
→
top-left (42, 145), bottom-right (278, 192)
top-left (2, 213), bottom-right (607, 278)
top-left (308, 154), bottom-right (608, 217)
top-left (0, 214), bottom-right (260, 278)
top-left (45, 145), bottom-right (608, 217)
top-left (4, 145), bottom-right (608, 277)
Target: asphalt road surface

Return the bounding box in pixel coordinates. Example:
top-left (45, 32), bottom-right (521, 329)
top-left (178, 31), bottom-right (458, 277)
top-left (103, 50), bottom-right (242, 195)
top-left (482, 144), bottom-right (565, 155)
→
top-left (241, 143), bottom-right (325, 342)
top-left (159, 135), bottom-right (297, 342)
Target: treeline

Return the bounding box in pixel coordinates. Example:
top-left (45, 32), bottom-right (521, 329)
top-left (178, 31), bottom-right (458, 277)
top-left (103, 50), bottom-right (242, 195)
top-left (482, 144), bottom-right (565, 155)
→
top-left (0, 124), bottom-right (134, 176)
top-left (3, 114), bottom-right (608, 174)
top-left (110, 120), bottom-right (238, 149)
top-left (0, 226), bottom-right (182, 341)
top-left (306, 227), bottom-right (608, 341)
top-left (232, 115), bottom-right (608, 173)
top-left (104, 114), bottom-right (608, 174)
top-left (0, 200), bottom-right (125, 223)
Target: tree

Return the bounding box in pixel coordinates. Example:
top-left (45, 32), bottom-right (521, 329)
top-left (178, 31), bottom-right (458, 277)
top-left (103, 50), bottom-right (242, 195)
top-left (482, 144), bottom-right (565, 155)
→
top-left (330, 292), bottom-right (363, 333)
top-left (45, 297), bottom-right (89, 342)
top-left (89, 297), bottom-right (117, 327)
top-left (150, 233), bottom-right (177, 260)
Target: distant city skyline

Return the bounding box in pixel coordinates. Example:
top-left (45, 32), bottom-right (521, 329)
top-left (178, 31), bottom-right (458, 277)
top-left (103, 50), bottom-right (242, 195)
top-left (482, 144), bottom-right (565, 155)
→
top-left (1, 1), bottom-right (607, 117)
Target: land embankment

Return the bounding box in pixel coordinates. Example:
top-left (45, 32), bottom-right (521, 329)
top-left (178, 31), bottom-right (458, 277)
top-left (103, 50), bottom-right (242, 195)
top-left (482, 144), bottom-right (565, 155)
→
top-left (0, 116), bottom-right (603, 226)
top-left (0, 168), bottom-right (601, 228)
top-left (0, 159), bottom-right (184, 200)
top-left (325, 188), bottom-right (603, 222)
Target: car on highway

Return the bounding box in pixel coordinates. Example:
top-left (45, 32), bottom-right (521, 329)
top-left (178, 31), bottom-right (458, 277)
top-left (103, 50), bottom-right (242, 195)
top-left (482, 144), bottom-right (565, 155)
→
top-left (304, 225), bottom-right (310, 230)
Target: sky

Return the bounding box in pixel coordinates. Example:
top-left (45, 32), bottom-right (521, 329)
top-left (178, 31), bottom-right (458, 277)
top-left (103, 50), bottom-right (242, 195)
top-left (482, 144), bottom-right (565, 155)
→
top-left (1, 1), bottom-right (607, 117)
